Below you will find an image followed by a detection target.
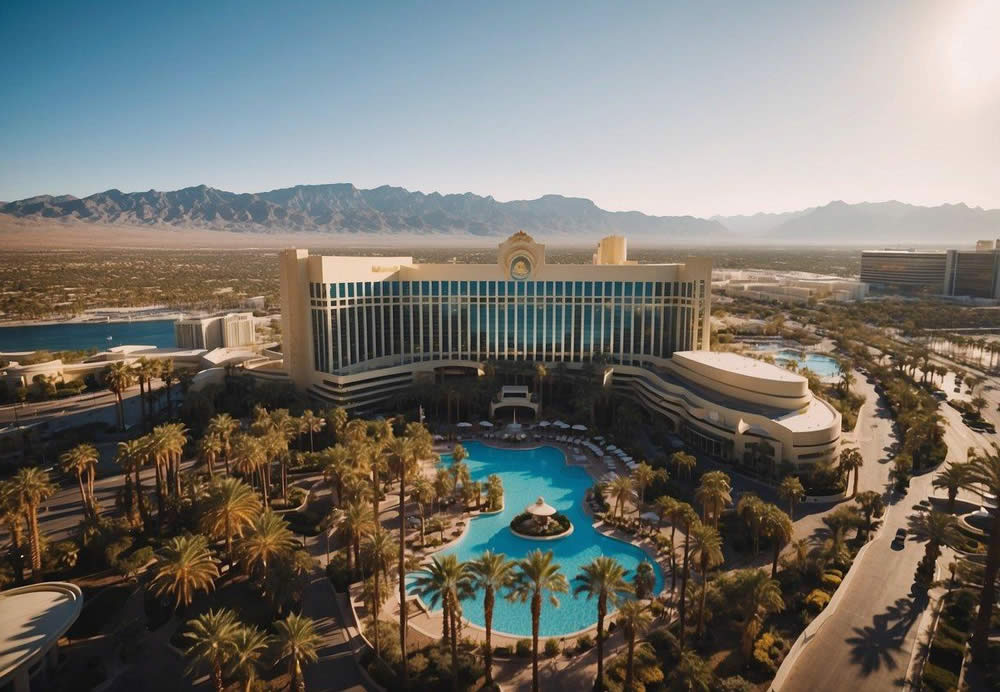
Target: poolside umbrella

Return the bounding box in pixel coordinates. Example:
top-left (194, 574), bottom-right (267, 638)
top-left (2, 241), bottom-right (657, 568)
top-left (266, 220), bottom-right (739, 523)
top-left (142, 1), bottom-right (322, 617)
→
top-left (526, 497), bottom-right (557, 515)
top-left (571, 424), bottom-right (587, 431)
top-left (640, 511), bottom-right (660, 524)
top-left (432, 434), bottom-right (444, 441)
top-left (479, 421), bottom-right (494, 428)
top-left (538, 421), bottom-right (551, 427)
top-left (457, 422), bottom-right (473, 428)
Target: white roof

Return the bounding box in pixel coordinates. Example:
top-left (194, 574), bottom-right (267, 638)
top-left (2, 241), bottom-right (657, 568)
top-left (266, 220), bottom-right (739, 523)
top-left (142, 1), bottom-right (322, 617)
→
top-left (0, 583), bottom-right (82, 684)
top-left (674, 350), bottom-right (804, 384)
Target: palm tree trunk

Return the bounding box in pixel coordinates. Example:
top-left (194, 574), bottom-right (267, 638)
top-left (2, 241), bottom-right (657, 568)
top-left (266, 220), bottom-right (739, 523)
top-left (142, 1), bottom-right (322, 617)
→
top-left (372, 538), bottom-right (381, 658)
top-left (625, 632), bottom-right (636, 692)
top-left (76, 472), bottom-right (91, 520)
top-left (971, 508), bottom-right (1000, 662)
top-left (398, 459), bottom-right (409, 687)
top-left (669, 525), bottom-right (678, 593)
top-left (449, 592), bottom-right (459, 692)
top-left (484, 589), bottom-right (495, 685)
top-left (531, 593), bottom-right (541, 692)
top-left (116, 392), bottom-right (125, 432)
top-left (154, 463), bottom-right (165, 535)
top-left (212, 662), bottom-right (223, 692)
top-left (679, 530), bottom-right (691, 650)
top-left (133, 465), bottom-right (148, 528)
top-left (28, 502), bottom-right (42, 573)
top-left (596, 596), bottom-right (606, 691)
top-left (772, 544), bottom-right (781, 578)
top-left (697, 571), bottom-right (707, 639)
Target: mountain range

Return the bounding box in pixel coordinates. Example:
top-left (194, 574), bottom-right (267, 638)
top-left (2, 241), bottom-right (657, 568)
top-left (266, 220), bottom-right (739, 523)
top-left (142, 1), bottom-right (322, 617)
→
top-left (1, 183), bottom-right (997, 245)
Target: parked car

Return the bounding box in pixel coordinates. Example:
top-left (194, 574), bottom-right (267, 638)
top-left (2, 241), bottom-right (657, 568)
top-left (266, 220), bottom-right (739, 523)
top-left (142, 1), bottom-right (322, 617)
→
top-left (891, 528), bottom-right (907, 550)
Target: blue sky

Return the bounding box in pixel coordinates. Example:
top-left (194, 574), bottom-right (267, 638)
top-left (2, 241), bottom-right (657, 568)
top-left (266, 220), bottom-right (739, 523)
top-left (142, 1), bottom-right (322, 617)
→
top-left (1, 0), bottom-right (998, 216)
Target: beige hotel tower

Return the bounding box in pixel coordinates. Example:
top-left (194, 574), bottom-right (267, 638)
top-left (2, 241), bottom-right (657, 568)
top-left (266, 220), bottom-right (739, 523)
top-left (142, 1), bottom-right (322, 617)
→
top-left (280, 233), bottom-right (840, 472)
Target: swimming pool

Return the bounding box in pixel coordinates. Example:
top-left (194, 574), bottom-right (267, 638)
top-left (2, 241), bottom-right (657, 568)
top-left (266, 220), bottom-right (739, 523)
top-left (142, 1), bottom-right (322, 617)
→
top-left (753, 346), bottom-right (841, 377)
top-left (410, 442), bottom-right (663, 638)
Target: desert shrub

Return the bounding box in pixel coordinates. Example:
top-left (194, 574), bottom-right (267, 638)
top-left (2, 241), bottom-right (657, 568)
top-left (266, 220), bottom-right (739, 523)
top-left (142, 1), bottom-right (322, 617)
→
top-left (804, 589), bottom-right (831, 614)
top-left (921, 662), bottom-right (959, 692)
top-left (545, 638), bottom-right (560, 657)
top-left (114, 546), bottom-right (153, 579)
top-left (752, 631), bottom-right (788, 674)
top-left (821, 573), bottom-right (842, 592)
top-left (928, 635), bottom-right (965, 672)
top-left (576, 634), bottom-right (594, 652)
top-left (713, 675), bottom-right (755, 692)
top-left (515, 639), bottom-right (532, 658)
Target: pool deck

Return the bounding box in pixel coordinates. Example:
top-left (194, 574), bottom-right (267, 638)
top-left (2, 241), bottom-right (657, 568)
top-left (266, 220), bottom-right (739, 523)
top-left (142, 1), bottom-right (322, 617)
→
top-left (357, 436), bottom-right (674, 650)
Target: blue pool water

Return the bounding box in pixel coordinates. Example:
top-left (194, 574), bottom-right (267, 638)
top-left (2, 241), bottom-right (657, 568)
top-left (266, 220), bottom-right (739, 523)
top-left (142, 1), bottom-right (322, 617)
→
top-left (754, 345), bottom-right (841, 377)
top-left (409, 442), bottom-right (663, 637)
top-left (0, 319), bottom-right (176, 352)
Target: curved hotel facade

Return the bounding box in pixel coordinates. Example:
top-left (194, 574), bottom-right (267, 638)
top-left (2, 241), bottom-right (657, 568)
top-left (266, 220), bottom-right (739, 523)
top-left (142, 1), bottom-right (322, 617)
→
top-left (280, 233), bottom-right (840, 470)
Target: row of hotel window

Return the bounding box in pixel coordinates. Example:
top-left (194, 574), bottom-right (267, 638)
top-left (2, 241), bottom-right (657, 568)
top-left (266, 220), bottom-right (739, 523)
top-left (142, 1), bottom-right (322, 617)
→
top-left (309, 280), bottom-right (696, 301)
top-left (310, 300), bottom-right (703, 374)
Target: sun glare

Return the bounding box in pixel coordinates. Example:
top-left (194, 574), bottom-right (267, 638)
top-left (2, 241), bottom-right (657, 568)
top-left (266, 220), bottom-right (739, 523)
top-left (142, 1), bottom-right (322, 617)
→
top-left (949, 0), bottom-right (1000, 93)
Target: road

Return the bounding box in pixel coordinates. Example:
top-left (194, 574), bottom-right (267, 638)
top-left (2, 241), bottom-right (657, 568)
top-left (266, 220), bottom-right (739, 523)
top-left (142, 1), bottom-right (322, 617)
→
top-left (0, 379), bottom-right (167, 433)
top-left (777, 367), bottom-right (996, 692)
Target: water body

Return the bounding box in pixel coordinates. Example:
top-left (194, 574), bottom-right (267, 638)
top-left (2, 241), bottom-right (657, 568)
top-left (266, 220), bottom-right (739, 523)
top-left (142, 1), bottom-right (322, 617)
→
top-left (0, 319), bottom-right (176, 352)
top-left (409, 441), bottom-right (663, 637)
top-left (752, 344), bottom-right (841, 377)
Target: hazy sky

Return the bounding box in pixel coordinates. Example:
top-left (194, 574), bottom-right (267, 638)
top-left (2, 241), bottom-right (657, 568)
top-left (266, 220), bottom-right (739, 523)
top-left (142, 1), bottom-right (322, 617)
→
top-left (2, 0), bottom-right (998, 217)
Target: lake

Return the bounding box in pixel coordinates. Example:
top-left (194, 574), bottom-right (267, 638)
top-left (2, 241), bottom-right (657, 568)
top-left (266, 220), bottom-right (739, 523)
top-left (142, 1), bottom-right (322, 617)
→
top-left (0, 320), bottom-right (176, 352)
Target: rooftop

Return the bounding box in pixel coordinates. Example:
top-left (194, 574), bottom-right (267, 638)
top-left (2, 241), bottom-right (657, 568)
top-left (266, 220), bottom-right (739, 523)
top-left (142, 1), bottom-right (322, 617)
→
top-left (0, 583), bottom-right (82, 684)
top-left (673, 350), bottom-right (805, 384)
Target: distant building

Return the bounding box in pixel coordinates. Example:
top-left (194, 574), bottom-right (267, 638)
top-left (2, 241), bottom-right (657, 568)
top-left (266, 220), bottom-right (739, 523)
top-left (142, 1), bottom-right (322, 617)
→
top-left (714, 269), bottom-right (867, 304)
top-left (860, 248), bottom-right (1000, 299)
top-left (174, 312), bottom-right (256, 350)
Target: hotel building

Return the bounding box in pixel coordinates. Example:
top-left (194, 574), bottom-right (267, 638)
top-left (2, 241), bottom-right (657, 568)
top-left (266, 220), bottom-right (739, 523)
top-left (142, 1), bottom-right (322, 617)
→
top-left (860, 244), bottom-right (1000, 299)
top-left (174, 312), bottom-right (257, 350)
top-left (280, 233), bottom-right (841, 470)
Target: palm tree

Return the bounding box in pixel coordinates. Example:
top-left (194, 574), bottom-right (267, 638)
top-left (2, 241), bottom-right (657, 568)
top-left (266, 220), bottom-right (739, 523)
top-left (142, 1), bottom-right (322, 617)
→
top-left (932, 462), bottom-right (968, 513)
top-left (469, 551), bottom-right (516, 687)
top-left (909, 510), bottom-right (962, 565)
top-left (412, 555), bottom-right (473, 691)
top-left (338, 500), bottom-right (374, 573)
top-left (206, 413), bottom-right (240, 475)
top-left (736, 493), bottom-right (766, 555)
top-left (59, 443), bottom-right (99, 520)
top-left (534, 362), bottom-right (548, 412)
top-left (608, 474), bottom-right (636, 518)
top-left (617, 599), bottom-right (652, 692)
top-left (230, 433), bottom-right (267, 501)
top-left (226, 625), bottom-right (271, 692)
top-left (324, 406), bottom-right (348, 442)
top-left (632, 461), bottom-right (666, 508)
top-left (0, 480), bottom-right (25, 580)
top-left (160, 359), bottom-right (177, 418)
top-left (104, 361), bottom-right (134, 432)
top-left (674, 502), bottom-right (699, 649)
top-left (689, 521), bottom-right (723, 639)
top-left (853, 490), bottom-right (885, 539)
top-left (183, 608), bottom-right (240, 692)
top-left (387, 434), bottom-right (416, 686)
top-left (508, 550), bottom-right (569, 692)
top-left (408, 477), bottom-right (432, 548)
top-left (300, 409), bottom-right (326, 452)
top-left (200, 477), bottom-right (262, 567)
top-left (761, 504), bottom-right (794, 578)
top-left (198, 434), bottom-right (223, 479)
top-left (321, 444), bottom-right (352, 505)
top-left (150, 534), bottom-right (220, 611)
top-left (239, 509), bottom-right (295, 578)
top-left (573, 556), bottom-right (633, 691)
top-left (777, 475), bottom-right (805, 519)
top-left (633, 560), bottom-right (656, 601)
top-left (960, 443), bottom-right (1000, 662)
top-left (433, 468), bottom-right (455, 513)
top-left (12, 466), bottom-right (55, 574)
top-left (838, 447), bottom-right (864, 497)
top-left (671, 450), bottom-right (697, 479)
top-left (694, 470), bottom-right (731, 527)
top-left (738, 570), bottom-right (785, 660)
top-left (273, 613), bottom-right (321, 692)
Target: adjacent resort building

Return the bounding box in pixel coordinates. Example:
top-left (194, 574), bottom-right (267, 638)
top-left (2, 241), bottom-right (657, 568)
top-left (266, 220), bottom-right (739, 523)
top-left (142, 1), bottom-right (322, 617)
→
top-left (860, 241), bottom-right (1000, 299)
top-left (279, 233), bottom-right (841, 471)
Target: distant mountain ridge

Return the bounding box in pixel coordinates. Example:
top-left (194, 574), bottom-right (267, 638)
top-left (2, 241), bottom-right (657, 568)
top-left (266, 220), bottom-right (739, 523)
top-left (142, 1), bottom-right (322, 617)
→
top-left (1, 183), bottom-right (997, 244)
top-left (0, 183), bottom-right (726, 239)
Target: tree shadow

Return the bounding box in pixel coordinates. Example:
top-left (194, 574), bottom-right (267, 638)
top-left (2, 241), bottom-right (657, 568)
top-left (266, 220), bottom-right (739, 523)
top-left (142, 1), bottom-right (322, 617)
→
top-left (843, 594), bottom-right (928, 677)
